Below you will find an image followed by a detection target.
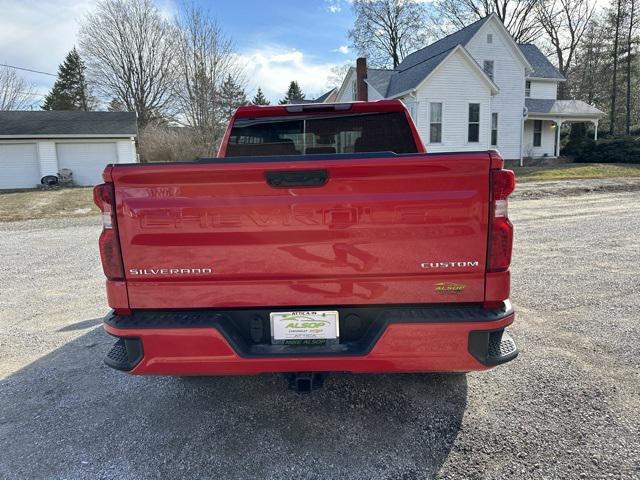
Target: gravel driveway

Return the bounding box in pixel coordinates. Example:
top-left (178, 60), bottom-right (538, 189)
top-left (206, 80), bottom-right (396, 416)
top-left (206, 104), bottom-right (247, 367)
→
top-left (0, 188), bottom-right (638, 480)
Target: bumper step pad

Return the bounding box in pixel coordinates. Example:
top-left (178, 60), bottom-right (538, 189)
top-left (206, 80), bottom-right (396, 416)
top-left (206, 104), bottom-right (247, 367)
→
top-left (488, 331), bottom-right (517, 360)
top-left (468, 328), bottom-right (518, 366)
top-left (105, 337), bottom-right (143, 371)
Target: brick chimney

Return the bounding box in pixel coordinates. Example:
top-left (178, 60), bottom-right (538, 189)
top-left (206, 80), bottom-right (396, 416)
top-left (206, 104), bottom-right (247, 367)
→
top-left (356, 57), bottom-right (368, 101)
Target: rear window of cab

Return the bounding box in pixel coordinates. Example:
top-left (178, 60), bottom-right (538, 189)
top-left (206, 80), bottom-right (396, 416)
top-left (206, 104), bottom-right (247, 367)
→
top-left (225, 112), bottom-right (418, 157)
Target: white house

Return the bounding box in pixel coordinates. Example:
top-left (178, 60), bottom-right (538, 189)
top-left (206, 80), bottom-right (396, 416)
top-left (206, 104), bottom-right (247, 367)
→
top-left (334, 14), bottom-right (604, 161)
top-left (0, 111), bottom-right (137, 189)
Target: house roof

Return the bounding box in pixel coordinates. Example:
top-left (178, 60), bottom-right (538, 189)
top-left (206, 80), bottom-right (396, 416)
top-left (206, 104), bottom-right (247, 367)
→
top-left (526, 99), bottom-right (604, 116)
top-left (397, 16), bottom-right (492, 72)
top-left (366, 68), bottom-right (396, 96)
top-left (384, 16), bottom-right (493, 98)
top-left (285, 89), bottom-right (337, 104)
top-left (313, 88), bottom-right (337, 103)
top-left (519, 44), bottom-right (565, 80)
top-left (387, 14), bottom-right (538, 98)
top-left (0, 111), bottom-right (137, 137)
top-left (386, 49), bottom-right (452, 97)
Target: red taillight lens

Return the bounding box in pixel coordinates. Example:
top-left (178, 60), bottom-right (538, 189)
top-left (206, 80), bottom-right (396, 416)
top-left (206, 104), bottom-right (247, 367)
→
top-left (492, 168), bottom-right (516, 201)
top-left (93, 183), bottom-right (124, 280)
top-left (488, 169), bottom-right (515, 272)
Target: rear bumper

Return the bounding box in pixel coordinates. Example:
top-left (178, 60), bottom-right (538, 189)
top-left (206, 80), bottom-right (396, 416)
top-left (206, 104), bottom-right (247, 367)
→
top-left (103, 302), bottom-right (517, 375)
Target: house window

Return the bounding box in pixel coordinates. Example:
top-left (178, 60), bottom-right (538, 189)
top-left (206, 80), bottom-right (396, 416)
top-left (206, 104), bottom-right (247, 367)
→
top-left (468, 103), bottom-right (480, 142)
top-left (483, 61), bottom-right (494, 81)
top-left (525, 80), bottom-right (531, 98)
top-left (351, 80), bottom-right (357, 101)
top-left (533, 120), bottom-right (542, 147)
top-left (487, 33), bottom-right (493, 44)
top-left (491, 113), bottom-right (498, 146)
top-left (429, 102), bottom-right (442, 143)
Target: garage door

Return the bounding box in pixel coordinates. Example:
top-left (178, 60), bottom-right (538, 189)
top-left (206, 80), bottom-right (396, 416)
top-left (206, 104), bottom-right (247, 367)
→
top-left (57, 143), bottom-right (118, 186)
top-left (0, 143), bottom-right (39, 189)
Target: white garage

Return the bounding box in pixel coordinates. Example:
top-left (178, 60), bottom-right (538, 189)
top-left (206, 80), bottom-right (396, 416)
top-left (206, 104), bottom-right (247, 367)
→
top-left (0, 111), bottom-right (137, 190)
top-left (0, 143), bottom-right (39, 189)
top-left (57, 143), bottom-right (118, 186)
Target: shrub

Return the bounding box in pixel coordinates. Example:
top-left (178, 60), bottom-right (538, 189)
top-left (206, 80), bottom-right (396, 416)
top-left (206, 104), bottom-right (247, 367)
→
top-left (574, 137), bottom-right (640, 164)
top-left (562, 137), bottom-right (595, 157)
top-left (561, 123), bottom-right (592, 157)
top-left (138, 124), bottom-right (214, 162)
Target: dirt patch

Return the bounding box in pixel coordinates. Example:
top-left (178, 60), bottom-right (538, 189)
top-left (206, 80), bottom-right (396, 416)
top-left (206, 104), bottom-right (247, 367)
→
top-left (512, 177), bottom-right (640, 200)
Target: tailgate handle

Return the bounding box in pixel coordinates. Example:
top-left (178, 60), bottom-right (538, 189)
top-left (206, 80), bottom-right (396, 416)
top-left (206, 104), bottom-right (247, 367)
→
top-left (265, 169), bottom-right (328, 188)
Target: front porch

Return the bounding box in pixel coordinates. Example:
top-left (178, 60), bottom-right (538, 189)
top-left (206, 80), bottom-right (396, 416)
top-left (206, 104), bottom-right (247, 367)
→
top-left (522, 99), bottom-right (604, 161)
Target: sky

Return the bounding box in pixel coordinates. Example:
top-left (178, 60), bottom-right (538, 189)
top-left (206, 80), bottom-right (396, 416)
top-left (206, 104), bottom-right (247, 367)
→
top-left (0, 0), bottom-right (611, 107)
top-left (0, 0), bottom-right (357, 106)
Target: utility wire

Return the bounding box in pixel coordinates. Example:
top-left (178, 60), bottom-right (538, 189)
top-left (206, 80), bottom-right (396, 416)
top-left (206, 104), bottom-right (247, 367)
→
top-left (14, 90), bottom-right (48, 97)
top-left (0, 63), bottom-right (56, 77)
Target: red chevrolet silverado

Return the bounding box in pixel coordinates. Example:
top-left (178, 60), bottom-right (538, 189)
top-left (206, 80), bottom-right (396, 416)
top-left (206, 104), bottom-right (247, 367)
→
top-left (95, 100), bottom-right (517, 391)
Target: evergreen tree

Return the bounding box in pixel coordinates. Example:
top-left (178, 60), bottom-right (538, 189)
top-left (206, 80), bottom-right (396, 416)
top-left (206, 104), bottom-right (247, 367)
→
top-left (218, 74), bottom-right (247, 120)
top-left (42, 47), bottom-right (94, 111)
top-left (251, 87), bottom-right (270, 105)
top-left (279, 81), bottom-right (305, 104)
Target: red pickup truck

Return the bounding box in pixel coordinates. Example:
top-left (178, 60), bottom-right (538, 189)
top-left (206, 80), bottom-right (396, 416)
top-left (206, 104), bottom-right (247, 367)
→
top-left (95, 100), bottom-right (517, 391)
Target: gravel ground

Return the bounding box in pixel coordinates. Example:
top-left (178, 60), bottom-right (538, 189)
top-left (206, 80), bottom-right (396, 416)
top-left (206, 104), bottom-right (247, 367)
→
top-left (0, 187), bottom-right (639, 479)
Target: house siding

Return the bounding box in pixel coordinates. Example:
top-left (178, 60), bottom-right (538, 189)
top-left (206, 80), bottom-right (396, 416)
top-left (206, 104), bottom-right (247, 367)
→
top-left (528, 81), bottom-right (558, 100)
top-left (466, 22), bottom-right (526, 160)
top-left (399, 96), bottom-right (418, 127)
top-left (37, 141), bottom-right (58, 177)
top-left (336, 69), bottom-right (357, 103)
top-left (116, 139), bottom-right (136, 163)
top-left (415, 49), bottom-right (491, 153)
top-left (523, 120), bottom-right (556, 157)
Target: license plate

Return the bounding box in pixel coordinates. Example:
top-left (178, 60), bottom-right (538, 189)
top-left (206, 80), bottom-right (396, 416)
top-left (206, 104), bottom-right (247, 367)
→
top-left (270, 310), bottom-right (339, 345)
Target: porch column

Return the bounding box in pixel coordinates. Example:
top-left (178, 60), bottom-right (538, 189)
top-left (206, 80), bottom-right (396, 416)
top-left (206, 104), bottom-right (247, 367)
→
top-left (592, 119), bottom-right (599, 141)
top-left (555, 120), bottom-right (563, 157)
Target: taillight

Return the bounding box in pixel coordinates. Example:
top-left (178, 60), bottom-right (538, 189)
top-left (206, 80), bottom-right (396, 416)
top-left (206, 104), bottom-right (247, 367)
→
top-left (93, 183), bottom-right (125, 280)
top-left (487, 168), bottom-right (515, 272)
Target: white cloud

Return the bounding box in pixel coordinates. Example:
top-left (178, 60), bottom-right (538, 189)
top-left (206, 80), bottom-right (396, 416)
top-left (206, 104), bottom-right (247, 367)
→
top-left (325, 0), bottom-right (347, 13)
top-left (336, 45), bottom-right (350, 54)
top-left (0, 0), bottom-right (96, 99)
top-left (239, 47), bottom-right (341, 102)
top-left (329, 5), bottom-right (340, 13)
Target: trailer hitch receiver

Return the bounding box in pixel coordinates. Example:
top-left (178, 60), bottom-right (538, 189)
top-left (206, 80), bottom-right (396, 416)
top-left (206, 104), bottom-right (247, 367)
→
top-left (285, 372), bottom-right (325, 393)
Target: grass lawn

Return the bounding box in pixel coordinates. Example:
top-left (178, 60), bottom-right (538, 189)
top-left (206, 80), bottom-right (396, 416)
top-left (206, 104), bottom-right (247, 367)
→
top-left (512, 163), bottom-right (640, 182)
top-left (0, 187), bottom-right (98, 222)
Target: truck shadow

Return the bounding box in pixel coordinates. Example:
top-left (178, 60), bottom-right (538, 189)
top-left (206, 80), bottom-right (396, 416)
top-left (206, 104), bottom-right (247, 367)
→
top-left (0, 325), bottom-right (467, 480)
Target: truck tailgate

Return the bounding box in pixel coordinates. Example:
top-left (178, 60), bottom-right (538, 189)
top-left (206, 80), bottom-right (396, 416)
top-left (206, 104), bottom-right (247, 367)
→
top-left (111, 153), bottom-right (491, 308)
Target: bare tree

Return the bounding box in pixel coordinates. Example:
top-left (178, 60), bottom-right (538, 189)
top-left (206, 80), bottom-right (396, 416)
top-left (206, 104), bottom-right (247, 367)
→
top-left (572, 15), bottom-right (608, 105)
top-left (430, 0), bottom-right (543, 43)
top-left (78, 0), bottom-right (177, 128)
top-left (537, 0), bottom-right (595, 99)
top-left (327, 62), bottom-right (352, 89)
top-left (174, 3), bottom-right (243, 151)
top-left (610, 0), bottom-right (624, 134)
top-left (349, 0), bottom-right (430, 68)
top-left (0, 66), bottom-right (36, 110)
top-left (625, 0), bottom-right (636, 133)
